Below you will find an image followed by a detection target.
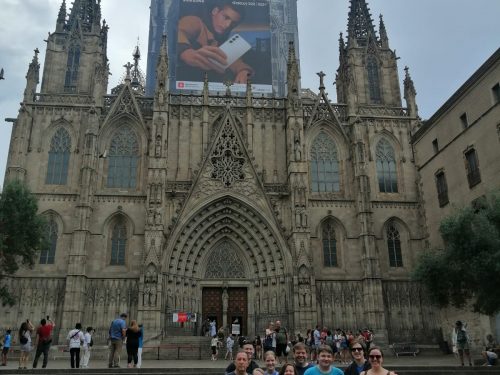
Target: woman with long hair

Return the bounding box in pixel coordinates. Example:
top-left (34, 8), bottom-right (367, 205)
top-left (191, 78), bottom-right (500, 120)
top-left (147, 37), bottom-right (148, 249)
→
top-left (360, 347), bottom-right (396, 375)
top-left (125, 320), bottom-right (142, 368)
top-left (18, 319), bottom-right (34, 369)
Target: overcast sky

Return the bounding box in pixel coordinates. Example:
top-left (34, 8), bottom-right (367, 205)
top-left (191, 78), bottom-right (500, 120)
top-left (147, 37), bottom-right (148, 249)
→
top-left (0, 0), bottom-right (499, 188)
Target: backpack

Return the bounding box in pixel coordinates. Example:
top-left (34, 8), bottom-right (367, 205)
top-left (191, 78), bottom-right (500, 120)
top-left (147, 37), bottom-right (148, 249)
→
top-left (264, 334), bottom-right (273, 347)
top-left (456, 329), bottom-right (467, 344)
top-left (20, 332), bottom-right (28, 345)
top-left (89, 337), bottom-right (94, 347)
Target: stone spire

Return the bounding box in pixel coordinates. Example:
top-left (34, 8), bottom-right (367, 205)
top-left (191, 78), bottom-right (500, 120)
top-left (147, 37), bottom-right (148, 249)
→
top-left (66, 0), bottom-right (102, 33)
top-left (378, 14), bottom-right (389, 48)
top-left (404, 66), bottom-right (418, 118)
top-left (287, 41), bottom-right (300, 98)
top-left (347, 0), bottom-right (377, 47)
top-left (155, 34), bottom-right (169, 93)
top-left (56, 0), bottom-right (67, 32)
top-left (24, 48), bottom-right (40, 102)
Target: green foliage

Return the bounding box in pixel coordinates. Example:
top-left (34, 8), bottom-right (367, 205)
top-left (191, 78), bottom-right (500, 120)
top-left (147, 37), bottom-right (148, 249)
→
top-left (412, 191), bottom-right (500, 315)
top-left (0, 180), bottom-right (47, 306)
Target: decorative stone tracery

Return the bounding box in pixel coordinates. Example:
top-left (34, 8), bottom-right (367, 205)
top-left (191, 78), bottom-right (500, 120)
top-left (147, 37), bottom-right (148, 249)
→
top-left (205, 241), bottom-right (246, 279)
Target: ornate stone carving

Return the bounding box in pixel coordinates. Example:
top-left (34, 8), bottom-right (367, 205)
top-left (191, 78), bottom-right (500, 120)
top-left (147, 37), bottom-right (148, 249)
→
top-left (210, 119), bottom-right (245, 187)
top-left (205, 241), bottom-right (245, 279)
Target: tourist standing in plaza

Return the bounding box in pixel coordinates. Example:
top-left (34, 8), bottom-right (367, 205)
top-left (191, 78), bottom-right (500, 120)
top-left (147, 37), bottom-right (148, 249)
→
top-left (18, 319), bottom-right (34, 370)
top-left (304, 345), bottom-right (343, 375)
top-left (227, 350), bottom-right (251, 375)
top-left (225, 341), bottom-right (260, 374)
top-left (211, 334), bottom-right (219, 360)
top-left (137, 324), bottom-right (144, 368)
top-left (80, 326), bottom-right (93, 368)
top-left (264, 322), bottom-right (275, 353)
top-left (312, 326), bottom-right (321, 361)
top-left (275, 320), bottom-right (289, 363)
top-left (225, 334), bottom-right (235, 360)
top-left (452, 320), bottom-right (473, 367)
top-left (108, 312), bottom-right (127, 368)
top-left (126, 320), bottom-right (142, 368)
top-left (1, 329), bottom-right (12, 366)
top-left (32, 316), bottom-right (55, 369)
top-left (67, 323), bottom-right (84, 368)
top-left (344, 340), bottom-right (370, 375)
top-left (360, 347), bottom-right (395, 375)
top-left (292, 342), bottom-right (314, 375)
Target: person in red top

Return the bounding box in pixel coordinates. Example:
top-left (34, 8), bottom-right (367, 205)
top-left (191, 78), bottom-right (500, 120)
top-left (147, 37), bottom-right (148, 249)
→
top-left (32, 316), bottom-right (55, 368)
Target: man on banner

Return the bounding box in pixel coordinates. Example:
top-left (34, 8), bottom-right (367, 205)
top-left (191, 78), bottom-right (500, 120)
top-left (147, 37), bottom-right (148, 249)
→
top-left (177, 0), bottom-right (253, 83)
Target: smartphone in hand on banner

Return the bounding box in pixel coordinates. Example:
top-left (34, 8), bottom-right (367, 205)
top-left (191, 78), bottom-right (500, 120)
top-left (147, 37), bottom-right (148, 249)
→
top-left (209, 34), bottom-right (252, 71)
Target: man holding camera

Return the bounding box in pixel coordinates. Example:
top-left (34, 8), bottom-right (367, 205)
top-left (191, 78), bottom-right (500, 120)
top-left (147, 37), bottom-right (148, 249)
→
top-left (32, 315), bottom-right (55, 369)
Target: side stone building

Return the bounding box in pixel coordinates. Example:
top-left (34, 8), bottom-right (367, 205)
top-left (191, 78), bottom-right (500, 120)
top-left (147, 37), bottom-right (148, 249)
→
top-left (412, 48), bottom-right (500, 342)
top-left (2, 0), bottom-right (440, 345)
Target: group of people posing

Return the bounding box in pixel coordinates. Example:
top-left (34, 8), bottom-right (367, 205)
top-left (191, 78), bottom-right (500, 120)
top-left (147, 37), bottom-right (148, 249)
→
top-left (224, 340), bottom-right (395, 375)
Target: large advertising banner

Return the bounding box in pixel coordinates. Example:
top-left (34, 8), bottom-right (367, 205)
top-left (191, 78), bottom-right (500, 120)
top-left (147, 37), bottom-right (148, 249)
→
top-left (175, 0), bottom-right (272, 94)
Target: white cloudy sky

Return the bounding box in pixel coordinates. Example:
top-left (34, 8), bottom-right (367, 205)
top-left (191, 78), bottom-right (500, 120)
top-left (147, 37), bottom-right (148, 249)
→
top-left (0, 0), bottom-right (499, 188)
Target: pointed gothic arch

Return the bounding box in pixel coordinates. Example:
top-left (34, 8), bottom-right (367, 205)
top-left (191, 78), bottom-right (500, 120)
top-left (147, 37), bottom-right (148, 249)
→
top-left (203, 240), bottom-right (248, 279)
top-left (163, 196), bottom-right (291, 280)
top-left (366, 54), bottom-right (381, 103)
top-left (375, 138), bottom-right (398, 193)
top-left (309, 132), bottom-right (341, 193)
top-left (46, 127), bottom-right (72, 185)
top-left (106, 124), bottom-right (140, 189)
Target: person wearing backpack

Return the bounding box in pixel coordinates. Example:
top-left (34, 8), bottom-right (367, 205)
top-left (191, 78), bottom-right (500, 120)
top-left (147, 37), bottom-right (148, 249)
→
top-left (453, 321), bottom-right (473, 366)
top-left (80, 326), bottom-right (93, 368)
top-left (18, 319), bottom-right (34, 370)
top-left (67, 323), bottom-right (84, 368)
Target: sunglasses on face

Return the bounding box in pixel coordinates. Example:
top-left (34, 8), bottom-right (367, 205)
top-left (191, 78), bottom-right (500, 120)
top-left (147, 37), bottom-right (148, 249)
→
top-left (351, 348), bottom-right (364, 352)
top-left (369, 355), bottom-right (382, 360)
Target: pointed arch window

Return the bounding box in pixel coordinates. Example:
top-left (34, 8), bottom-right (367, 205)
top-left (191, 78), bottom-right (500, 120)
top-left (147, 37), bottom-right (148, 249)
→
top-left (322, 219), bottom-right (338, 267)
top-left (367, 56), bottom-right (381, 103)
top-left (64, 44), bottom-right (81, 93)
top-left (107, 126), bottom-right (139, 189)
top-left (387, 223), bottom-right (403, 267)
top-left (310, 132), bottom-right (340, 192)
top-left (110, 218), bottom-right (127, 265)
top-left (40, 218), bottom-right (57, 264)
top-left (46, 128), bottom-right (71, 185)
top-left (376, 138), bottom-right (398, 193)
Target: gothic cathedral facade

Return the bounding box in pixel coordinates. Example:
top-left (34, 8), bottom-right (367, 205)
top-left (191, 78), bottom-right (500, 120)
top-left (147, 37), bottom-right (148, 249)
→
top-left (2, 0), bottom-right (439, 344)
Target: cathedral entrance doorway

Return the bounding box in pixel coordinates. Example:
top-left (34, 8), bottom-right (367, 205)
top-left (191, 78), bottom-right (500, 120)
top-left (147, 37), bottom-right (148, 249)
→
top-left (202, 287), bottom-right (248, 336)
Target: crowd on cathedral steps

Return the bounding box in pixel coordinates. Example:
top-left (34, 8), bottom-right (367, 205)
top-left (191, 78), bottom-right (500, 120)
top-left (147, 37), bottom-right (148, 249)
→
top-left (1, 315), bottom-right (498, 372)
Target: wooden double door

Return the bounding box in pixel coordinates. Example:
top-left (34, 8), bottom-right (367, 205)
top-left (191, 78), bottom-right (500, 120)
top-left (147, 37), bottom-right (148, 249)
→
top-left (202, 287), bottom-right (247, 335)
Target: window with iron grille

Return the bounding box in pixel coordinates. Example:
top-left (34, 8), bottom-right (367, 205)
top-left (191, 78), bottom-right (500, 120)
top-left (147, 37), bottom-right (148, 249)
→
top-left (46, 128), bottom-right (71, 185)
top-left (322, 219), bottom-right (338, 267)
top-left (387, 224), bottom-right (403, 267)
top-left (110, 219), bottom-right (127, 265)
top-left (40, 218), bottom-right (57, 264)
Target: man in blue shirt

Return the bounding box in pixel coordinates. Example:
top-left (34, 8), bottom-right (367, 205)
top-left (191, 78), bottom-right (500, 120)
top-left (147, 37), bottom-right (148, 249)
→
top-left (108, 313), bottom-right (127, 368)
top-left (304, 345), bottom-right (343, 375)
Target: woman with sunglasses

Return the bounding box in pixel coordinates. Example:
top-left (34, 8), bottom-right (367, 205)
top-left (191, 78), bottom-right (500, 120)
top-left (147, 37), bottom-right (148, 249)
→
top-left (360, 347), bottom-right (395, 375)
top-left (344, 340), bottom-right (370, 375)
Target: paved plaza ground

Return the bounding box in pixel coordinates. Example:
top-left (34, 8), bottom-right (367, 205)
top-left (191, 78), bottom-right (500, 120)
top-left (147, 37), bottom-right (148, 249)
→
top-left (0, 353), bottom-right (489, 370)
